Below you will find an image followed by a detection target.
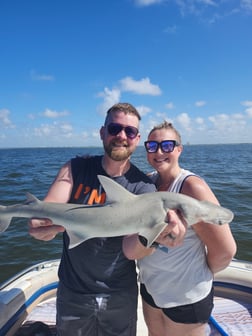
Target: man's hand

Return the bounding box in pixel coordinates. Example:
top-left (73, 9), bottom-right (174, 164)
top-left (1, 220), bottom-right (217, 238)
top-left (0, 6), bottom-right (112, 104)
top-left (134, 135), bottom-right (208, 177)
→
top-left (28, 218), bottom-right (65, 241)
top-left (155, 209), bottom-right (187, 248)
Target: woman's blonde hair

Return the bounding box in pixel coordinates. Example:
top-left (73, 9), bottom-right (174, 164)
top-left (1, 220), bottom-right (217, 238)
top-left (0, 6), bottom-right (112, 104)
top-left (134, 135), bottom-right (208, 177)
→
top-left (148, 121), bottom-right (182, 144)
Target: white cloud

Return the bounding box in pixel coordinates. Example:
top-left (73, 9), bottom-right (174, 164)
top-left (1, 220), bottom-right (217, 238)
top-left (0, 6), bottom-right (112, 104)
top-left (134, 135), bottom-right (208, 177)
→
top-left (30, 70), bottom-right (55, 81)
top-left (164, 25), bottom-right (178, 34)
top-left (173, 0), bottom-right (217, 16)
top-left (200, 0), bottom-right (216, 5)
top-left (195, 100), bottom-right (206, 107)
top-left (137, 105), bottom-right (152, 117)
top-left (60, 123), bottom-right (73, 133)
top-left (156, 112), bottom-right (172, 120)
top-left (176, 112), bottom-right (192, 131)
top-left (134, 0), bottom-right (252, 20)
top-left (91, 130), bottom-right (100, 138)
top-left (0, 109), bottom-right (15, 128)
top-left (138, 0), bottom-right (218, 7)
top-left (97, 87), bottom-right (121, 116)
top-left (208, 113), bottom-right (229, 126)
top-left (195, 117), bottom-right (206, 131)
top-left (207, 113), bottom-right (248, 135)
top-left (241, 100), bottom-right (252, 107)
top-left (133, 0), bottom-right (252, 19)
top-left (33, 122), bottom-right (73, 138)
top-left (41, 108), bottom-right (70, 118)
top-left (165, 102), bottom-right (175, 109)
top-left (142, 117), bottom-right (165, 136)
top-left (34, 124), bottom-right (52, 137)
top-left (195, 117), bottom-right (205, 124)
top-left (120, 77), bottom-right (162, 96)
top-left (241, 0), bottom-right (252, 12)
top-left (134, 0), bottom-right (163, 6)
top-left (96, 77), bottom-right (161, 117)
top-left (28, 113), bottom-right (36, 120)
top-left (232, 113), bottom-right (244, 120)
top-left (241, 100), bottom-right (252, 118)
top-left (245, 107), bottom-right (252, 118)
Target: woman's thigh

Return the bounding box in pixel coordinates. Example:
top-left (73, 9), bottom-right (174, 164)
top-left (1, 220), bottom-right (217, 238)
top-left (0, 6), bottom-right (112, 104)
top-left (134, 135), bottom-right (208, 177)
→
top-left (142, 299), bottom-right (208, 336)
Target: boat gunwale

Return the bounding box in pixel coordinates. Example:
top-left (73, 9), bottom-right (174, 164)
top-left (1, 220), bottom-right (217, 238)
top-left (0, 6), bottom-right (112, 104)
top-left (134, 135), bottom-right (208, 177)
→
top-left (0, 260), bottom-right (60, 290)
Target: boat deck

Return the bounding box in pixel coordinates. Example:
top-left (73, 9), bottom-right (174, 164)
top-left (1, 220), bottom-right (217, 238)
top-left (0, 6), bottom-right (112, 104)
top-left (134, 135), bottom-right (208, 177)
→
top-left (2, 260), bottom-right (251, 336)
top-left (14, 292), bottom-right (252, 336)
top-left (14, 295), bottom-right (148, 336)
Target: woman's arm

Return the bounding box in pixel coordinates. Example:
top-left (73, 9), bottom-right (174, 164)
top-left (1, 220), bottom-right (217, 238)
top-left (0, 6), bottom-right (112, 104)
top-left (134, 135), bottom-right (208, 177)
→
top-left (181, 175), bottom-right (237, 273)
top-left (122, 210), bottom-right (187, 260)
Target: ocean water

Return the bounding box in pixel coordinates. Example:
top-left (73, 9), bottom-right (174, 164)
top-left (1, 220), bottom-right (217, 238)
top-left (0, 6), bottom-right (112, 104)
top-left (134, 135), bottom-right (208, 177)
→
top-left (0, 144), bottom-right (251, 284)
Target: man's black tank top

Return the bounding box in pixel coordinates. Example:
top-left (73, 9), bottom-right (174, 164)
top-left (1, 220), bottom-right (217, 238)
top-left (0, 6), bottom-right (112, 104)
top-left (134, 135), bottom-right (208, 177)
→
top-left (58, 155), bottom-right (155, 294)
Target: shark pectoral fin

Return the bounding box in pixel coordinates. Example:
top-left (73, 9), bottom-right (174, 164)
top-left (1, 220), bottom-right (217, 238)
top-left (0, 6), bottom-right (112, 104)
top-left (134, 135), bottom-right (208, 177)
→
top-left (97, 175), bottom-right (136, 204)
top-left (139, 222), bottom-right (168, 248)
top-left (67, 230), bottom-right (87, 249)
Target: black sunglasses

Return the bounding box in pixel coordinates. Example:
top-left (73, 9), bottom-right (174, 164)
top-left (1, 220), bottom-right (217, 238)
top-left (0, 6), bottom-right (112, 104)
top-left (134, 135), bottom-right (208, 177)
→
top-left (144, 140), bottom-right (180, 153)
top-left (107, 123), bottom-right (139, 139)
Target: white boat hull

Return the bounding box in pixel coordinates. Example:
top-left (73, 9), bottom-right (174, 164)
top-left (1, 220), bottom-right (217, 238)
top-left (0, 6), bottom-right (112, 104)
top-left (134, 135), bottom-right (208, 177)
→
top-left (0, 259), bottom-right (252, 336)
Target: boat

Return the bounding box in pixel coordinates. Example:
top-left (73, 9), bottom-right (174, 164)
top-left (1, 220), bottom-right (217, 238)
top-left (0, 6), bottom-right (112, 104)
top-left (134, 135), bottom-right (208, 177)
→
top-left (0, 259), bottom-right (251, 336)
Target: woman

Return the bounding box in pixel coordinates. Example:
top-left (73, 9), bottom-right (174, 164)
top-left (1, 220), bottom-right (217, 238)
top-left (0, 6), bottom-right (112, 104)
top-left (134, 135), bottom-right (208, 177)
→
top-left (124, 121), bottom-right (237, 336)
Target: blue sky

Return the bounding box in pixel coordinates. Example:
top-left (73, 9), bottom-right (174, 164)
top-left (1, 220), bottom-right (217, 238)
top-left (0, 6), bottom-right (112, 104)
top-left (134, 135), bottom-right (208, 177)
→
top-left (1, 0), bottom-right (252, 148)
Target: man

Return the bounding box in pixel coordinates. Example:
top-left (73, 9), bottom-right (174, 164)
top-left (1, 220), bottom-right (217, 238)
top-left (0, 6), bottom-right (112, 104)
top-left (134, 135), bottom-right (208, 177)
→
top-left (29, 103), bottom-right (185, 336)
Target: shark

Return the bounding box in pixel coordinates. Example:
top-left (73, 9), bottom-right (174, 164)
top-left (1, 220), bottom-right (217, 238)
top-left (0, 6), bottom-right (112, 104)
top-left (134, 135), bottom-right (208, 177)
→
top-left (0, 175), bottom-right (234, 248)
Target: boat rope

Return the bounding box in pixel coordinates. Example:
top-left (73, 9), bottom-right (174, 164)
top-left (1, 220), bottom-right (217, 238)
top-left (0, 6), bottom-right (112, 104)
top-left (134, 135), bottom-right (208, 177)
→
top-left (209, 315), bottom-right (229, 336)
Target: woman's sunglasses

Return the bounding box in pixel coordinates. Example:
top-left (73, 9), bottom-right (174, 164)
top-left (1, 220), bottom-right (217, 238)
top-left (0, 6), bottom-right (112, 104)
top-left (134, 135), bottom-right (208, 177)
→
top-left (144, 140), bottom-right (180, 153)
top-left (107, 123), bottom-right (139, 139)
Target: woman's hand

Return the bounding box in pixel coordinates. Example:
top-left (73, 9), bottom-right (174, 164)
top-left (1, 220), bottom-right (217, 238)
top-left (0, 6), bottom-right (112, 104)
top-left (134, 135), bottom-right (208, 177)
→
top-left (155, 209), bottom-right (187, 248)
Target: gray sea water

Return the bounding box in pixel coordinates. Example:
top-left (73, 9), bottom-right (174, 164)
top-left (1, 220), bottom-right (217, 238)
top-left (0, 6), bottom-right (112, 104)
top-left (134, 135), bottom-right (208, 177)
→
top-left (0, 144), bottom-right (251, 284)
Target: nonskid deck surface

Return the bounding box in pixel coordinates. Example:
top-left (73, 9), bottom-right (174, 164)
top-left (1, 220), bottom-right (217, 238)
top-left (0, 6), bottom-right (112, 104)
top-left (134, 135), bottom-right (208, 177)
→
top-left (14, 294), bottom-right (252, 336)
top-left (210, 296), bottom-right (252, 336)
top-left (14, 298), bottom-right (56, 336)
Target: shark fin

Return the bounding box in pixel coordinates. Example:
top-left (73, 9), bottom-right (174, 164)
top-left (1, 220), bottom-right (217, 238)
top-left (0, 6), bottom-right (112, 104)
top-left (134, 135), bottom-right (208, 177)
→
top-left (67, 230), bottom-right (87, 249)
top-left (25, 193), bottom-right (41, 205)
top-left (140, 222), bottom-right (168, 247)
top-left (97, 175), bottom-right (136, 204)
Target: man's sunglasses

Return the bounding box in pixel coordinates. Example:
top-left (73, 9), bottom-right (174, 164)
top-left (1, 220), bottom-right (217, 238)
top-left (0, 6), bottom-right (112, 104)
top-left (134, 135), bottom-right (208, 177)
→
top-left (107, 123), bottom-right (139, 139)
top-left (144, 140), bottom-right (180, 153)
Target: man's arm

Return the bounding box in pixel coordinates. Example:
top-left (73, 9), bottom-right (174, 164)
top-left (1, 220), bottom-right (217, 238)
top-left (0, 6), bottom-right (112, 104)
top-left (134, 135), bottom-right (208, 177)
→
top-left (28, 161), bottom-right (73, 241)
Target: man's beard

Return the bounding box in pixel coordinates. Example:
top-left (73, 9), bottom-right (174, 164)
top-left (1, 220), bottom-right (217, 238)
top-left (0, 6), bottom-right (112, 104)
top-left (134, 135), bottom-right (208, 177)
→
top-left (103, 141), bottom-right (134, 161)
